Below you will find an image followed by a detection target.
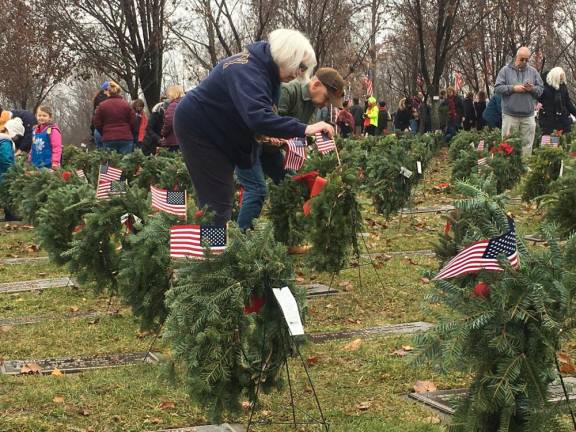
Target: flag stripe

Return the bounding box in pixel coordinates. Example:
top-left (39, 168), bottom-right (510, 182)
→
top-left (170, 225), bottom-right (226, 259)
top-left (150, 185), bottom-right (187, 218)
top-left (314, 132), bottom-right (336, 154)
top-left (99, 165), bottom-right (122, 182)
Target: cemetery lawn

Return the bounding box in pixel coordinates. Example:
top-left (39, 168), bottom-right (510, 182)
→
top-left (0, 149), bottom-right (561, 431)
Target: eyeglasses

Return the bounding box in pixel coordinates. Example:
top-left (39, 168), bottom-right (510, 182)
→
top-left (298, 63), bottom-right (308, 73)
top-left (519, 57), bottom-right (529, 62)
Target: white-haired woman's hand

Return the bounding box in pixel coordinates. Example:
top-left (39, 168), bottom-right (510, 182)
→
top-left (305, 122), bottom-right (335, 138)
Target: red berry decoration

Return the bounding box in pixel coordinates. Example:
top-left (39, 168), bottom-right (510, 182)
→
top-left (61, 171), bottom-right (72, 182)
top-left (194, 210), bottom-right (204, 219)
top-left (243, 295), bottom-right (265, 314)
top-left (472, 282), bottom-right (490, 298)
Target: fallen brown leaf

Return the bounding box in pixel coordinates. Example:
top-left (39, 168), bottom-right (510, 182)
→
top-left (420, 277), bottom-right (430, 284)
top-left (80, 409), bottom-right (91, 416)
top-left (51, 368), bottom-right (63, 376)
top-left (413, 380), bottom-right (437, 393)
top-left (69, 306), bottom-right (80, 313)
top-left (306, 355), bottom-right (318, 366)
top-left (295, 277), bottom-right (306, 284)
top-left (20, 363), bottom-right (42, 375)
top-left (159, 400), bottom-right (175, 410)
top-left (402, 345), bottom-right (413, 351)
top-left (53, 395), bottom-right (65, 404)
top-left (241, 400), bottom-right (251, 409)
top-left (344, 339), bottom-right (362, 352)
top-left (0, 325), bottom-right (13, 334)
top-left (560, 363), bottom-right (576, 373)
top-left (392, 349), bottom-right (409, 357)
top-left (357, 401), bottom-right (371, 411)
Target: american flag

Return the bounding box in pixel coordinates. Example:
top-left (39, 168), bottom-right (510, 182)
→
top-left (96, 180), bottom-right (126, 200)
top-left (551, 136), bottom-right (560, 147)
top-left (433, 218), bottom-right (519, 280)
top-left (76, 169), bottom-right (86, 180)
top-left (170, 225), bottom-right (227, 259)
top-left (541, 135), bottom-right (551, 146)
top-left (477, 157), bottom-right (488, 167)
top-left (454, 72), bottom-right (463, 92)
top-left (284, 137), bottom-right (307, 171)
top-left (314, 132), bottom-right (336, 154)
top-left (98, 164), bottom-right (123, 182)
top-left (477, 140), bottom-right (485, 152)
top-left (151, 185), bottom-right (187, 219)
top-left (363, 71), bottom-right (373, 96)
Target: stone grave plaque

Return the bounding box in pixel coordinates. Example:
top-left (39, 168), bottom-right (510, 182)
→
top-left (0, 311), bottom-right (104, 327)
top-left (304, 283), bottom-right (339, 297)
top-left (0, 256), bottom-right (49, 265)
top-left (410, 377), bottom-right (576, 415)
top-left (310, 322), bottom-right (434, 343)
top-left (154, 425), bottom-right (244, 432)
top-left (1, 351), bottom-right (161, 375)
top-left (400, 204), bottom-right (455, 215)
top-left (362, 249), bottom-right (436, 259)
top-left (0, 277), bottom-right (74, 294)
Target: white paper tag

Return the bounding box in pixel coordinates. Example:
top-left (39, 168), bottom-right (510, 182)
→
top-left (272, 287), bottom-right (305, 336)
top-left (417, 161), bottom-right (422, 174)
top-left (560, 159), bottom-right (564, 177)
top-left (400, 166), bottom-right (413, 179)
top-left (120, 213), bottom-right (142, 225)
top-left (470, 142), bottom-right (475, 148)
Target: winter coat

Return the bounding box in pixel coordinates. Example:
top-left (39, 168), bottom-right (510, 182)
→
top-left (11, 110), bottom-right (36, 152)
top-left (440, 96), bottom-right (464, 126)
top-left (365, 106), bottom-right (378, 127)
top-left (29, 123), bottom-right (62, 169)
top-left (494, 62), bottom-right (544, 117)
top-left (161, 97), bottom-right (181, 147)
top-left (350, 104), bottom-right (364, 126)
top-left (463, 97), bottom-right (476, 130)
top-left (0, 134), bottom-right (14, 182)
top-left (395, 108), bottom-right (412, 131)
top-left (474, 100), bottom-right (487, 129)
top-left (141, 101), bottom-right (169, 155)
top-left (377, 107), bottom-right (390, 132)
top-left (174, 41), bottom-right (308, 169)
top-left (418, 103), bottom-right (432, 133)
top-left (134, 112), bottom-right (148, 143)
top-left (538, 75), bottom-right (576, 134)
top-left (483, 94), bottom-right (502, 129)
top-left (93, 95), bottom-right (136, 142)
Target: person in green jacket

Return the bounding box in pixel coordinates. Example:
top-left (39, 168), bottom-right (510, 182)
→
top-left (364, 96), bottom-right (379, 135)
top-left (235, 67), bottom-right (345, 230)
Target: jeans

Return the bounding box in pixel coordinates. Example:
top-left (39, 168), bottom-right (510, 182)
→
top-left (502, 113), bottom-right (536, 157)
top-left (94, 129), bottom-right (103, 148)
top-left (236, 145), bottom-right (285, 230)
top-left (103, 140), bottom-right (133, 155)
top-left (444, 120), bottom-right (461, 142)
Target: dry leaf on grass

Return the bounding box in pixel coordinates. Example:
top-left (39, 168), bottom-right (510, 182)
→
top-left (560, 363), bottom-right (576, 373)
top-left (357, 401), bottom-right (371, 411)
top-left (402, 345), bottom-right (413, 351)
top-left (306, 355), bottom-right (318, 366)
top-left (413, 380), bottom-right (437, 393)
top-left (344, 339), bottom-right (362, 351)
top-left (52, 395), bottom-right (65, 404)
top-left (51, 368), bottom-right (63, 376)
top-left (69, 306), bottom-right (79, 313)
top-left (420, 277), bottom-right (430, 284)
top-left (241, 401), bottom-right (251, 409)
top-left (392, 349), bottom-right (409, 357)
top-left (79, 409), bottom-right (91, 416)
top-left (159, 400), bottom-right (175, 410)
top-left (0, 325), bottom-right (13, 334)
top-left (295, 277), bottom-right (306, 284)
top-left (20, 363), bottom-right (42, 375)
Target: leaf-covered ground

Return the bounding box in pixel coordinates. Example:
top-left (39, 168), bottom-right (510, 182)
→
top-left (0, 147), bottom-right (563, 432)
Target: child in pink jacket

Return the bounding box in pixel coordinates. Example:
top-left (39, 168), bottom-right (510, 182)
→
top-left (30, 105), bottom-right (62, 169)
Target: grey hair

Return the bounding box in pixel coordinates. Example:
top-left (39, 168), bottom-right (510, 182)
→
top-left (547, 66), bottom-right (566, 90)
top-left (269, 29), bottom-right (317, 81)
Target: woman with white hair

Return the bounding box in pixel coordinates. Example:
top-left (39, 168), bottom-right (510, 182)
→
top-left (174, 29), bottom-right (334, 226)
top-left (538, 66), bottom-right (576, 134)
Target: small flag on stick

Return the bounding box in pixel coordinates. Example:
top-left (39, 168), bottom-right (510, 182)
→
top-left (314, 132), bottom-right (336, 154)
top-left (477, 140), bottom-right (485, 152)
top-left (98, 164), bottom-right (122, 182)
top-left (96, 180), bottom-right (126, 200)
top-left (151, 185), bottom-right (187, 219)
top-left (477, 157), bottom-right (488, 167)
top-left (76, 169), bottom-right (86, 180)
top-left (170, 225), bottom-right (227, 259)
top-left (433, 218), bottom-right (519, 280)
top-left (284, 137), bottom-right (307, 171)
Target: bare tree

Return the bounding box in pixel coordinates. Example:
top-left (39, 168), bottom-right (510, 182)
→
top-left (0, 0), bottom-right (75, 109)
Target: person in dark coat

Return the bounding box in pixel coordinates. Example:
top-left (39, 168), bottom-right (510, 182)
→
top-left (350, 97), bottom-right (364, 135)
top-left (441, 87), bottom-right (464, 141)
top-left (160, 85), bottom-right (184, 151)
top-left (538, 67), bottom-right (576, 134)
top-left (173, 29), bottom-right (334, 226)
top-left (93, 81), bottom-right (136, 154)
top-left (417, 92), bottom-right (432, 133)
top-left (377, 101), bottom-right (390, 134)
top-left (462, 91), bottom-right (476, 131)
top-left (483, 94), bottom-right (502, 129)
top-left (0, 108), bottom-right (36, 153)
top-left (394, 97), bottom-right (412, 132)
top-left (91, 82), bottom-right (109, 148)
top-left (475, 91), bottom-right (487, 129)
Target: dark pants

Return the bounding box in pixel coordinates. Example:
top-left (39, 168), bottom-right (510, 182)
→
top-left (235, 145), bottom-right (285, 230)
top-left (178, 135), bottom-right (235, 227)
top-left (366, 125), bottom-right (377, 136)
top-left (103, 140), bottom-right (133, 155)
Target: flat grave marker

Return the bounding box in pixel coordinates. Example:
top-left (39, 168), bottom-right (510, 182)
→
top-left (0, 256), bottom-right (49, 265)
top-left (1, 351), bottom-right (161, 375)
top-left (310, 322), bottom-right (433, 342)
top-left (153, 425), bottom-right (244, 432)
top-left (0, 277), bottom-right (74, 294)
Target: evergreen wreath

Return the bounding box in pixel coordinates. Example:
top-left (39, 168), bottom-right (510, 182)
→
top-left (417, 179), bottom-right (576, 431)
top-left (163, 223), bottom-right (306, 423)
top-left (522, 146), bottom-right (566, 202)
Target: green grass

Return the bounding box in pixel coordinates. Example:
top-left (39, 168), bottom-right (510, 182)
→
top-left (0, 225), bottom-right (42, 257)
top-left (0, 261), bottom-right (67, 283)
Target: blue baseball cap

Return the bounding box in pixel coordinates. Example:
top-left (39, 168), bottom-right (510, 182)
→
top-left (100, 81), bottom-right (110, 90)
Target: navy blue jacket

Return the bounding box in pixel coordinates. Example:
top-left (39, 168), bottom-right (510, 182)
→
top-left (483, 94), bottom-right (502, 129)
top-left (174, 42), bottom-right (308, 168)
top-left (11, 109), bottom-right (36, 152)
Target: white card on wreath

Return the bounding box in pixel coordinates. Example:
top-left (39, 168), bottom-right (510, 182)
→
top-left (400, 166), bottom-right (413, 178)
top-left (417, 161), bottom-right (422, 174)
top-left (272, 287), bottom-right (305, 336)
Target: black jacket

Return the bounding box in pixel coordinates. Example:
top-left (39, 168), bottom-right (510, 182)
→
top-left (538, 74), bottom-right (576, 134)
top-left (463, 97), bottom-right (476, 130)
top-left (394, 108), bottom-right (412, 131)
top-left (474, 100), bottom-right (487, 129)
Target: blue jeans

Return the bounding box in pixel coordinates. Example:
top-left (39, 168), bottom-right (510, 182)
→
top-left (103, 140), bottom-right (133, 155)
top-left (444, 120), bottom-right (461, 142)
top-left (236, 145), bottom-right (285, 230)
top-left (94, 129), bottom-right (103, 148)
